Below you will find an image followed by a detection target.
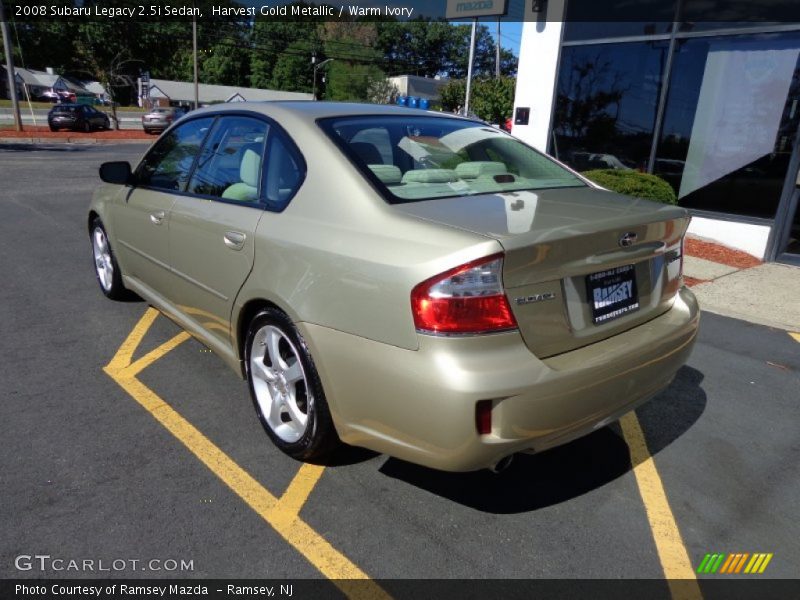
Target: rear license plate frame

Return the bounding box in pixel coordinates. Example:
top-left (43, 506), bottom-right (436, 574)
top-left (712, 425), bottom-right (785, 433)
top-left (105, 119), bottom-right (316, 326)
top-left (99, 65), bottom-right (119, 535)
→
top-left (586, 264), bottom-right (640, 325)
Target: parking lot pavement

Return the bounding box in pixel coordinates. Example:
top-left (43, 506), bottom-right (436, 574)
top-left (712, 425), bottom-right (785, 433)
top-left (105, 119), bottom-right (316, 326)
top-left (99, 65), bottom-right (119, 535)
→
top-left (1, 144), bottom-right (798, 589)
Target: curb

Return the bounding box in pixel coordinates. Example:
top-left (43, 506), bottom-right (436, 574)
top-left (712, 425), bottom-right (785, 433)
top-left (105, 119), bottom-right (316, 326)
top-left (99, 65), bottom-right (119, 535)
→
top-left (0, 136), bottom-right (152, 145)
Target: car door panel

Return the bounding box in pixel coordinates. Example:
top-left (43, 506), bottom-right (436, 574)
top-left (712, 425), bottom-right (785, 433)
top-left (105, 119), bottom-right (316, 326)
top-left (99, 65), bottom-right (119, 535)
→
top-left (168, 199), bottom-right (263, 347)
top-left (112, 116), bottom-right (215, 296)
top-left (167, 115), bottom-right (269, 349)
top-left (111, 188), bottom-right (175, 292)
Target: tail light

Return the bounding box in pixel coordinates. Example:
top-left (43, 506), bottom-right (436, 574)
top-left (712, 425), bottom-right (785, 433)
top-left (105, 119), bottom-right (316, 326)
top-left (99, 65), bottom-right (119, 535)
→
top-left (475, 400), bottom-right (493, 435)
top-left (411, 254), bottom-right (517, 334)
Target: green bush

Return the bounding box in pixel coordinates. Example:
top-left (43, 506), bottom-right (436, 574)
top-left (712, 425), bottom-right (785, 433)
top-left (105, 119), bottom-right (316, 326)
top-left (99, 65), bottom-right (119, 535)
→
top-left (581, 169), bottom-right (678, 205)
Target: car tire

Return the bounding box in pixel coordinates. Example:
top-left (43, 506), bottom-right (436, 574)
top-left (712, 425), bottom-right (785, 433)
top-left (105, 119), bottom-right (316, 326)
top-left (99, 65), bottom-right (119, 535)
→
top-left (245, 308), bottom-right (339, 462)
top-left (90, 218), bottom-right (129, 300)
top-left (82, 121), bottom-right (91, 133)
top-left (49, 125), bottom-right (58, 132)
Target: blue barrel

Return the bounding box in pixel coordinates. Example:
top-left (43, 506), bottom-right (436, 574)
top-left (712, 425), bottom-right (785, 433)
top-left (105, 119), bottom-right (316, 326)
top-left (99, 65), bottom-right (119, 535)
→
top-left (419, 98), bottom-right (430, 110)
top-left (407, 96), bottom-right (419, 109)
top-left (396, 96), bottom-right (407, 106)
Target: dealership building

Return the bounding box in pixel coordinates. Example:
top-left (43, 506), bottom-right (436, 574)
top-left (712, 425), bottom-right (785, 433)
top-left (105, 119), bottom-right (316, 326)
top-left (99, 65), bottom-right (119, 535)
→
top-left (511, 0), bottom-right (800, 264)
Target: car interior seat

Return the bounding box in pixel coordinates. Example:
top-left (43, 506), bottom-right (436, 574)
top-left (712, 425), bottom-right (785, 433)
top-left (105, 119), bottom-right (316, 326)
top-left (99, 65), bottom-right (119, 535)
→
top-left (222, 143), bottom-right (262, 202)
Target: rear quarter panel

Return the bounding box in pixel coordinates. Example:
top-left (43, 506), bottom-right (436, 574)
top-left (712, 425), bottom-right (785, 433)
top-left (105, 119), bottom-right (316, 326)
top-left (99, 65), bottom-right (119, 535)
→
top-left (233, 123), bottom-right (499, 353)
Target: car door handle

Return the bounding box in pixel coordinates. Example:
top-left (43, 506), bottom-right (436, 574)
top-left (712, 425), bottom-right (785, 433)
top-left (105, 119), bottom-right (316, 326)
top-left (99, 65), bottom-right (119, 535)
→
top-left (150, 211), bottom-right (165, 225)
top-left (224, 231), bottom-right (246, 250)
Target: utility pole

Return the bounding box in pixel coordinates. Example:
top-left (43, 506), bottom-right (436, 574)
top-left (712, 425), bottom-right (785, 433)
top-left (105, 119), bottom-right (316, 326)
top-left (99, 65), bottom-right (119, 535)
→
top-left (192, 12), bottom-right (199, 110)
top-left (312, 58), bottom-right (333, 101)
top-left (496, 17), bottom-right (501, 79)
top-left (464, 18), bottom-right (477, 116)
top-left (0, 1), bottom-right (22, 131)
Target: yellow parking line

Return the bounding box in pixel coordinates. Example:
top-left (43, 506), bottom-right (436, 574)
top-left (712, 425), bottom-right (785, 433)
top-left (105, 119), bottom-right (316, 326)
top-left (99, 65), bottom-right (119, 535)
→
top-left (106, 307), bottom-right (159, 370)
top-left (105, 308), bottom-right (389, 599)
top-left (789, 332), bottom-right (800, 343)
top-left (275, 464), bottom-right (327, 522)
top-left (127, 331), bottom-right (192, 376)
top-left (620, 412), bottom-right (702, 599)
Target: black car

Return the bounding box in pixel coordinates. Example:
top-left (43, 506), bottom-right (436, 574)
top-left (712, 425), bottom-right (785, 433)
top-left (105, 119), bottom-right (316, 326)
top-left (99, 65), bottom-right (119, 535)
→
top-left (48, 104), bottom-right (110, 132)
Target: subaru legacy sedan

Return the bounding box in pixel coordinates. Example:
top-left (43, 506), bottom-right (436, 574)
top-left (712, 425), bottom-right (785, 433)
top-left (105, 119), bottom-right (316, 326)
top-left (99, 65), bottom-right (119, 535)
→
top-left (89, 102), bottom-right (699, 472)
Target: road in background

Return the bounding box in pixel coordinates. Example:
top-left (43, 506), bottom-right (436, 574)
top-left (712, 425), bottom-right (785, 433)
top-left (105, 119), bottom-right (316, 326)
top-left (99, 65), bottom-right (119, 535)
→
top-left (0, 109), bottom-right (145, 130)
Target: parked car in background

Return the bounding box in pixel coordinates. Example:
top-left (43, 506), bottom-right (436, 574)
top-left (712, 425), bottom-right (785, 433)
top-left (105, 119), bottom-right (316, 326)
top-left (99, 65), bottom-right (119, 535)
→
top-left (48, 104), bottom-right (110, 132)
top-left (89, 102), bottom-right (698, 472)
top-left (141, 106), bottom-right (186, 134)
top-left (37, 90), bottom-right (61, 103)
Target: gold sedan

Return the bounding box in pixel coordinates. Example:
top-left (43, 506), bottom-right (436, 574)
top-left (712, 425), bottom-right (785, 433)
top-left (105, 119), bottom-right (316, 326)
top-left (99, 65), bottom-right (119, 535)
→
top-left (89, 102), bottom-right (699, 472)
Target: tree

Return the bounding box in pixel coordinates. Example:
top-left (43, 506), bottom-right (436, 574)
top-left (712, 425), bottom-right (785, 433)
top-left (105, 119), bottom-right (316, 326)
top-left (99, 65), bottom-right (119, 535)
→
top-left (440, 77), bottom-right (515, 124)
top-left (321, 22), bottom-right (386, 102)
top-left (375, 20), bottom-right (517, 79)
top-left (250, 9), bottom-right (322, 90)
top-left (270, 41), bottom-right (315, 92)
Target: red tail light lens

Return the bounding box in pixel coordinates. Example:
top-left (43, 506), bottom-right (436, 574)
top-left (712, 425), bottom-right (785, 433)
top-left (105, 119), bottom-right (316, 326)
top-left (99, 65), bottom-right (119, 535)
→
top-left (475, 400), bottom-right (493, 435)
top-left (411, 254), bottom-right (517, 334)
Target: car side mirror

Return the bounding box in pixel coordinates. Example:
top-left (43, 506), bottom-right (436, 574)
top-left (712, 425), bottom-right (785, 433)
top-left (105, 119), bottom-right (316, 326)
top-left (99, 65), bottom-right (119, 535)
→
top-left (99, 161), bottom-right (133, 185)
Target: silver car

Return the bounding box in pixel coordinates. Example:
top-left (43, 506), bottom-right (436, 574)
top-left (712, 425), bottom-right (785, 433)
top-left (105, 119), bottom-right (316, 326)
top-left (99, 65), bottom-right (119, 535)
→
top-left (90, 102), bottom-right (699, 472)
top-left (141, 106), bottom-right (186, 134)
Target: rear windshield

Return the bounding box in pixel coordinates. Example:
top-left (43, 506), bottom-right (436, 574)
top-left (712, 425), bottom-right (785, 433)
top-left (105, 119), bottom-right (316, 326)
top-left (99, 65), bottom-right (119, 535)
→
top-left (318, 115), bottom-right (585, 203)
top-left (53, 106), bottom-right (79, 114)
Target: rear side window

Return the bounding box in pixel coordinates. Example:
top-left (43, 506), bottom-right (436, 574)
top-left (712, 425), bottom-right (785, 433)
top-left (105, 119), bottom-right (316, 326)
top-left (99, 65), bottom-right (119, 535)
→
top-left (262, 130), bottom-right (304, 211)
top-left (136, 117), bottom-right (214, 191)
top-left (187, 116), bottom-right (269, 203)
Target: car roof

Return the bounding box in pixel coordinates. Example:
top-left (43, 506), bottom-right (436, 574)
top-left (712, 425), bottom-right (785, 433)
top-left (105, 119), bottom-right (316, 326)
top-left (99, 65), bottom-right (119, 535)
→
top-left (183, 100), bottom-right (474, 122)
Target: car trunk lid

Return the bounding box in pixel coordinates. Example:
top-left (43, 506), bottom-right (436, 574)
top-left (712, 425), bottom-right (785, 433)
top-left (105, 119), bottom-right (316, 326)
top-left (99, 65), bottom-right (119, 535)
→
top-left (395, 187), bottom-right (688, 358)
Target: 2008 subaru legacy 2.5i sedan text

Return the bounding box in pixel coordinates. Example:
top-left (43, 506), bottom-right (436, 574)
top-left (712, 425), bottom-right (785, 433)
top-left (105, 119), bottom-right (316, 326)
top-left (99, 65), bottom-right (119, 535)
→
top-left (89, 102), bottom-right (699, 472)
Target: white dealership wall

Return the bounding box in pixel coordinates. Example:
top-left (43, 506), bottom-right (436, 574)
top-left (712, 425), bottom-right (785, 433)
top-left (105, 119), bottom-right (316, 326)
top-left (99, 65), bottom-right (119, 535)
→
top-left (511, 7), bottom-right (772, 259)
top-left (511, 0), bottom-right (565, 153)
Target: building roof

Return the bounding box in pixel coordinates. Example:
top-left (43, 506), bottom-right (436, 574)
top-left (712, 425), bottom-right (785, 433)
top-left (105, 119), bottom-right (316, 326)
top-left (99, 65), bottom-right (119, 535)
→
top-left (83, 81), bottom-right (107, 96)
top-left (147, 78), bottom-right (312, 104)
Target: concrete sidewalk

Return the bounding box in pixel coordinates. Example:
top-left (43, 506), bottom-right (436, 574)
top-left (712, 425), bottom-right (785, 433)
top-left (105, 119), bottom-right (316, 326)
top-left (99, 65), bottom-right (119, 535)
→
top-left (684, 238), bottom-right (800, 332)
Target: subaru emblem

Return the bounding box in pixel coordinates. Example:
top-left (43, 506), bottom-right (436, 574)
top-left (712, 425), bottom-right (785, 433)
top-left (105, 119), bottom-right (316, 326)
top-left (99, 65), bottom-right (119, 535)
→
top-left (619, 232), bottom-right (637, 248)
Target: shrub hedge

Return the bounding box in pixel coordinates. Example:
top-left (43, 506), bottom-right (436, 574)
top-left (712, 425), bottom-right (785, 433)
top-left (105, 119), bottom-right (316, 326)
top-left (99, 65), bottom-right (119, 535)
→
top-left (581, 169), bottom-right (678, 205)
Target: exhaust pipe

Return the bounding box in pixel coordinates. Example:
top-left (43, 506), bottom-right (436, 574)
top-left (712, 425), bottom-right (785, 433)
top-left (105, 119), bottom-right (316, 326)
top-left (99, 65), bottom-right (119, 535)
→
top-left (489, 454), bottom-right (514, 474)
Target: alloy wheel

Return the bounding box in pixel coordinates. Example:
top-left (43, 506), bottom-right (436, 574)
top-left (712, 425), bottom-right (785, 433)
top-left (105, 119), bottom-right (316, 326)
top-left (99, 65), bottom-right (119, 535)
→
top-left (92, 226), bottom-right (114, 292)
top-left (249, 325), bottom-right (312, 443)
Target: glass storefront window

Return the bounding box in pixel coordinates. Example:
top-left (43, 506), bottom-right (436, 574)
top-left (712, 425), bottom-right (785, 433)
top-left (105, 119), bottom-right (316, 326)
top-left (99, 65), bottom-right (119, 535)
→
top-left (553, 41), bottom-right (668, 173)
top-left (563, 0), bottom-right (676, 41)
top-left (564, 22), bottom-right (674, 42)
top-left (680, 0), bottom-right (799, 28)
top-left (654, 32), bottom-right (800, 218)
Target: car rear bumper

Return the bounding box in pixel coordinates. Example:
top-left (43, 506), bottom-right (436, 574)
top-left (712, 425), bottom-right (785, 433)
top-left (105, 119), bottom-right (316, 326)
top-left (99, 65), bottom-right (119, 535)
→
top-left (300, 286), bottom-right (699, 472)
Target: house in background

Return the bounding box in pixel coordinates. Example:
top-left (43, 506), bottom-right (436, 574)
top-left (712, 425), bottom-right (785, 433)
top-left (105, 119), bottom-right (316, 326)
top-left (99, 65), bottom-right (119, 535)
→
top-left (140, 78), bottom-right (312, 108)
top-left (1, 64), bottom-right (106, 103)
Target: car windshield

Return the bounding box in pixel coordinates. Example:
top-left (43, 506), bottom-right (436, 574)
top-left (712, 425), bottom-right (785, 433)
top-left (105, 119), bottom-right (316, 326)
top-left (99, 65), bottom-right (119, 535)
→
top-left (53, 106), bottom-right (79, 113)
top-left (318, 115), bottom-right (585, 203)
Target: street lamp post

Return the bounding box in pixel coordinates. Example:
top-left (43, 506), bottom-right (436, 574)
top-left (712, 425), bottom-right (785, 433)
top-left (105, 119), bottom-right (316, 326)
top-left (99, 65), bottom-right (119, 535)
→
top-left (312, 58), bottom-right (334, 101)
top-left (0, 0), bottom-right (22, 131)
